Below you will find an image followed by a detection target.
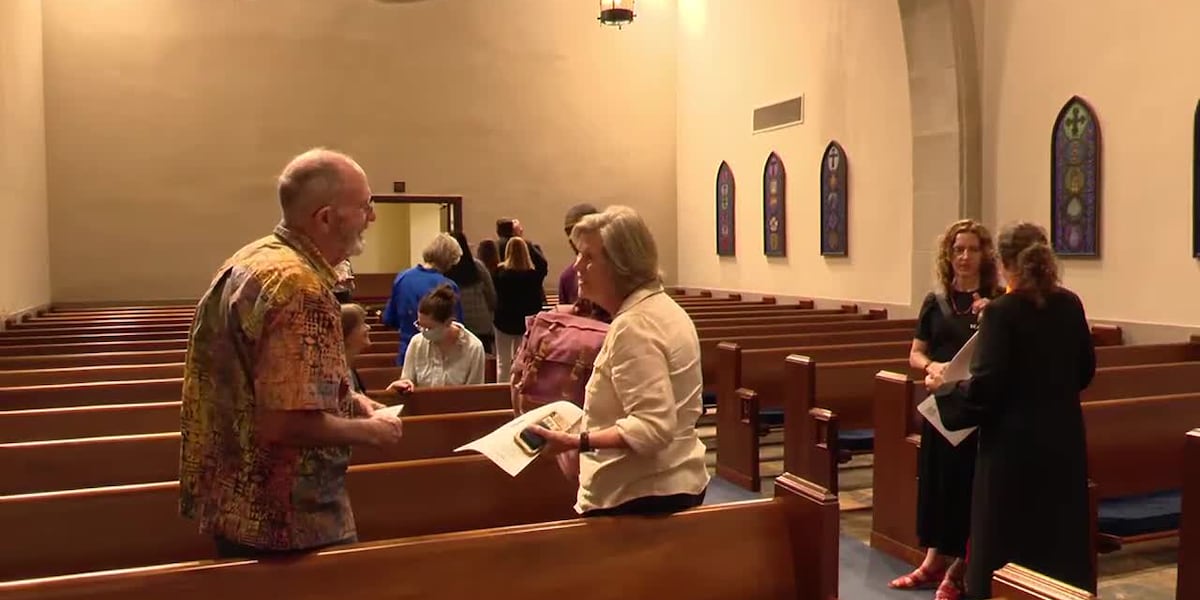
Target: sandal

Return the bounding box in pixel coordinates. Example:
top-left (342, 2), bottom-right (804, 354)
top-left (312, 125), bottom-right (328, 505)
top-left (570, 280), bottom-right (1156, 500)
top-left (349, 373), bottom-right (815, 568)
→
top-left (934, 577), bottom-right (964, 600)
top-left (887, 564), bottom-right (946, 589)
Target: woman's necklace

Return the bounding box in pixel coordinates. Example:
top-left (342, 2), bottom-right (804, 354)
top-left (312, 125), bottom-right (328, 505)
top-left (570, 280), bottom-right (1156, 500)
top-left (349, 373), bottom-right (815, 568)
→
top-left (949, 288), bottom-right (977, 315)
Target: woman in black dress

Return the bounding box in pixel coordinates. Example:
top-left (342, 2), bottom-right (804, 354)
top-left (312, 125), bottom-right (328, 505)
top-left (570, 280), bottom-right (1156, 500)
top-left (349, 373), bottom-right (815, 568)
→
top-left (890, 220), bottom-right (1001, 599)
top-left (928, 222), bottom-right (1095, 599)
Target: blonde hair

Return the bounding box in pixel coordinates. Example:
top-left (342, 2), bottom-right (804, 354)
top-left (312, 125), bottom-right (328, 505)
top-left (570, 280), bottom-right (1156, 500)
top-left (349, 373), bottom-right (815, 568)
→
top-left (422, 232), bottom-right (463, 272)
top-left (500, 237), bottom-right (535, 271)
top-left (570, 205), bottom-right (662, 298)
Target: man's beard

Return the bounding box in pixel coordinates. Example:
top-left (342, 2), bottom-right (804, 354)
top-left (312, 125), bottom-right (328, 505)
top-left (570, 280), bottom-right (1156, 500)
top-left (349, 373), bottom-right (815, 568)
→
top-left (338, 226), bottom-right (366, 258)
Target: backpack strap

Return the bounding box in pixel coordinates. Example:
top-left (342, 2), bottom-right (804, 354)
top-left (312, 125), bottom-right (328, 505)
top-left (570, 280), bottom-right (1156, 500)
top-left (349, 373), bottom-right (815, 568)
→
top-left (935, 292), bottom-right (975, 339)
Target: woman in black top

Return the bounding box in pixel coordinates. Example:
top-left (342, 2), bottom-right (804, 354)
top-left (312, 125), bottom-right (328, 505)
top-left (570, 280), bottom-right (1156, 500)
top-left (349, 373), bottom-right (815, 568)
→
top-left (890, 220), bottom-right (1002, 599)
top-left (928, 222), bottom-right (1096, 599)
top-left (492, 236), bottom-right (549, 382)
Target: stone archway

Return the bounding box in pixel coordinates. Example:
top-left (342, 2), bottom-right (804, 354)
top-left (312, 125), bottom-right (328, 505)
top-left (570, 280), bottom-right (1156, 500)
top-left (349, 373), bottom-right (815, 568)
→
top-left (897, 0), bottom-right (982, 307)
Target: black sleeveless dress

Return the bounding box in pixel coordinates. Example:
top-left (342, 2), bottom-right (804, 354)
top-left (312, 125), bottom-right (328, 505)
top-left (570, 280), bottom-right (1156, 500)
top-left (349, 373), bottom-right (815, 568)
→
top-left (914, 287), bottom-right (996, 557)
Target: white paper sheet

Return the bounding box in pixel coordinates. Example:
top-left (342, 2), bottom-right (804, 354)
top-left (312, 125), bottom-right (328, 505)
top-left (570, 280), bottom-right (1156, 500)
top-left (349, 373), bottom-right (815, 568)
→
top-left (917, 395), bottom-right (976, 447)
top-left (941, 331), bottom-right (979, 383)
top-left (454, 401), bottom-right (584, 477)
top-left (375, 404), bottom-right (404, 418)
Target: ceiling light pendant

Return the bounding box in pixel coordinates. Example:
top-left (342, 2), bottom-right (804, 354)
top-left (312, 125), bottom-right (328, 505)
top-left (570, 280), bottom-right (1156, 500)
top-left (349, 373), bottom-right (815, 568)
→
top-left (599, 0), bottom-right (635, 29)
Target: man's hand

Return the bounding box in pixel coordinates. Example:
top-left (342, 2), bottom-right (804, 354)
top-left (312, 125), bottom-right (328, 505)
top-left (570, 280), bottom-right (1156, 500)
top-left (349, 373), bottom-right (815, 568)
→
top-left (351, 393), bottom-right (382, 417)
top-left (366, 411), bottom-right (403, 447)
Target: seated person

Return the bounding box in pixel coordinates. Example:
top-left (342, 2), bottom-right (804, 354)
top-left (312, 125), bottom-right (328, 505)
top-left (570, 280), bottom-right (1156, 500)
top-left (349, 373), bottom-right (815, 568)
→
top-left (388, 285), bottom-right (487, 392)
top-left (340, 303), bottom-right (372, 394)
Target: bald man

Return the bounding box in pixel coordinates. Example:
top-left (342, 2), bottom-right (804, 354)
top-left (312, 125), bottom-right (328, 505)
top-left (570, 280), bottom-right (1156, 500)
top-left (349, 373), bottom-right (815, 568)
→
top-left (180, 148), bottom-right (403, 558)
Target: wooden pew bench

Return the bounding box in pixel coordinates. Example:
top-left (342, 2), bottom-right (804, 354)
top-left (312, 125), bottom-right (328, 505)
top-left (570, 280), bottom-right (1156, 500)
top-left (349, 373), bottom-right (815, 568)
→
top-left (716, 342), bottom-right (914, 491)
top-left (0, 384), bottom-right (514, 440)
top-left (714, 328), bottom-right (1136, 492)
top-left (989, 564), bottom-right (1097, 600)
top-left (0, 454), bottom-right (577, 582)
top-left (871, 349), bottom-right (1200, 566)
top-left (697, 328), bottom-right (914, 397)
top-left (1178, 429), bottom-right (1200, 600)
top-left (0, 409), bottom-right (514, 494)
top-left (0, 470), bottom-right (837, 600)
top-left (0, 374), bottom-right (511, 411)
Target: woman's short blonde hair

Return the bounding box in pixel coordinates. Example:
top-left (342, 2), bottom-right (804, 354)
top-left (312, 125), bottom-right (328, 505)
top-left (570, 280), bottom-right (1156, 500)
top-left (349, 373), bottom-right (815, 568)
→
top-left (570, 205), bottom-right (662, 297)
top-left (422, 232), bottom-right (463, 272)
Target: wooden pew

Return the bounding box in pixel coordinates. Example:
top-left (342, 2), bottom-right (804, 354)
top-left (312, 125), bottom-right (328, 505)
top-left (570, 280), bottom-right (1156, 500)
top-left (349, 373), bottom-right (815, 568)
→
top-left (0, 471), bottom-right (837, 599)
top-left (0, 454), bottom-right (577, 581)
top-left (0, 409), bottom-right (514, 494)
top-left (0, 384), bottom-right (513, 438)
top-left (989, 564), bottom-right (1097, 600)
top-left (698, 329), bottom-right (913, 394)
top-left (716, 342), bottom-right (914, 491)
top-left (1179, 429), bottom-right (1200, 600)
top-left (0, 374), bottom-right (512, 411)
top-left (871, 353), bottom-right (1200, 567)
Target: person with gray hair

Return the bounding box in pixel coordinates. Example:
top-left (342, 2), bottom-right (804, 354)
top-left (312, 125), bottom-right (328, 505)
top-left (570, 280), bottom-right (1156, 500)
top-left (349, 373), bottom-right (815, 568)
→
top-left (527, 205), bottom-right (709, 517)
top-left (180, 148), bottom-right (403, 559)
top-left (381, 232), bottom-right (466, 366)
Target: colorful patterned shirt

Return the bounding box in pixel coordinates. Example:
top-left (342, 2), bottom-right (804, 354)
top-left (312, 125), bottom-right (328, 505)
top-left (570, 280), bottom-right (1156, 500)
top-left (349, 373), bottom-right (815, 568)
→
top-left (179, 224), bottom-right (356, 550)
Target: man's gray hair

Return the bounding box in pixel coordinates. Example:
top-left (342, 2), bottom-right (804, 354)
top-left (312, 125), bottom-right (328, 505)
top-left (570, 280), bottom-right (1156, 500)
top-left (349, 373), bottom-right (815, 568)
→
top-left (570, 205), bottom-right (662, 298)
top-left (423, 232), bottom-right (464, 272)
top-left (277, 148), bottom-right (357, 222)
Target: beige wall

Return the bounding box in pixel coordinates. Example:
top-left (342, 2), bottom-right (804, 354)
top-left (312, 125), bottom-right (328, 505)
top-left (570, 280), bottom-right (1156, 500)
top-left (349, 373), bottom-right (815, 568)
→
top-left (675, 0), bottom-right (913, 306)
top-left (41, 0), bottom-right (677, 302)
top-left (0, 0), bottom-right (51, 320)
top-left (982, 0), bottom-right (1200, 328)
top-left (356, 203), bottom-right (411, 275)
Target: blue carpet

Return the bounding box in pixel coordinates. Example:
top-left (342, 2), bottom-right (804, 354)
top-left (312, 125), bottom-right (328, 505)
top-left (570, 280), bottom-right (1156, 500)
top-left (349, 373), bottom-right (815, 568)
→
top-left (839, 534), bottom-right (922, 599)
top-left (702, 474), bottom-right (762, 504)
top-left (703, 474), bottom-right (918, 598)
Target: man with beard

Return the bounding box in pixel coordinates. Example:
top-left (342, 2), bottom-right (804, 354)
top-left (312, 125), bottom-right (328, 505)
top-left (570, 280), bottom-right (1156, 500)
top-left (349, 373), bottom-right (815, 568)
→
top-left (179, 148), bottom-right (404, 558)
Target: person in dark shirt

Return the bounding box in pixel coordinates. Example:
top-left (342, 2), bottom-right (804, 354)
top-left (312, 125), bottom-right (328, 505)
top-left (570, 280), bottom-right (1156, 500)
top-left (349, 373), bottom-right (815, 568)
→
top-left (891, 219), bottom-right (1002, 599)
top-left (557, 203), bottom-right (599, 305)
top-left (493, 237), bottom-right (549, 382)
top-left (927, 221), bottom-right (1096, 599)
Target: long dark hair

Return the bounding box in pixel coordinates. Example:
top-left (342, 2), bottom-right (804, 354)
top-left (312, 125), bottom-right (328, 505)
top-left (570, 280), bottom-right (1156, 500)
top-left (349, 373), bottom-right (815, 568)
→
top-left (443, 231), bottom-right (481, 286)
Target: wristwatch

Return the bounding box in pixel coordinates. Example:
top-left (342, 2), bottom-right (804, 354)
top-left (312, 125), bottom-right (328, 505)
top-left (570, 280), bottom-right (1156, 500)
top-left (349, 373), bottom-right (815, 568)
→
top-left (579, 431), bottom-right (592, 452)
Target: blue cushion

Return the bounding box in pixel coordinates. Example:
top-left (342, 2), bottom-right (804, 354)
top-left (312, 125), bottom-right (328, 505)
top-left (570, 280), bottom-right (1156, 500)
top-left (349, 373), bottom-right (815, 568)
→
top-left (1097, 490), bottom-right (1181, 538)
top-left (702, 391), bottom-right (717, 408)
top-left (761, 408), bottom-right (785, 428)
top-left (839, 429), bottom-right (875, 452)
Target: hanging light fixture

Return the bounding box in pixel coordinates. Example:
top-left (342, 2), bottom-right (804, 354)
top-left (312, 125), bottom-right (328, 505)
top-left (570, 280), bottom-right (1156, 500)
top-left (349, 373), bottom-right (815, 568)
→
top-left (598, 0), bottom-right (635, 29)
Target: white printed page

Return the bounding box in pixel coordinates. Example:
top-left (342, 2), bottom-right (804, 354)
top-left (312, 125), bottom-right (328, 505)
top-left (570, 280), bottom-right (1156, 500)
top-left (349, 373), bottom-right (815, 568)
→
top-left (455, 401), bottom-right (584, 477)
top-left (916, 394), bottom-right (976, 447)
top-left (941, 332), bottom-right (979, 383)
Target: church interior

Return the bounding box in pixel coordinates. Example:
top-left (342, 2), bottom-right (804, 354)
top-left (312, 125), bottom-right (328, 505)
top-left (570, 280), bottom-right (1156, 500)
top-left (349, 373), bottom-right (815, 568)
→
top-left (2, 0), bottom-right (1198, 598)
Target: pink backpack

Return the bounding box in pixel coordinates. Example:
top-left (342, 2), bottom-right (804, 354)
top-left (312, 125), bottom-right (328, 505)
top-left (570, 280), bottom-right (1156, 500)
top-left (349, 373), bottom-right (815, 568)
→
top-left (510, 307), bottom-right (609, 415)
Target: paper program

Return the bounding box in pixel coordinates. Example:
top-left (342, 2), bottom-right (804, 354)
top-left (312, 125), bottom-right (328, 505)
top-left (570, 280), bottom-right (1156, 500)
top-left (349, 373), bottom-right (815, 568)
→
top-left (455, 401), bottom-right (584, 477)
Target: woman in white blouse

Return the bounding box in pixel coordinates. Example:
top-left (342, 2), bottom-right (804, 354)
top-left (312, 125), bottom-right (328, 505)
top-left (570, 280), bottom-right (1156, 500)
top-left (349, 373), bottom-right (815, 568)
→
top-left (387, 284), bottom-right (486, 392)
top-left (528, 205), bottom-right (709, 516)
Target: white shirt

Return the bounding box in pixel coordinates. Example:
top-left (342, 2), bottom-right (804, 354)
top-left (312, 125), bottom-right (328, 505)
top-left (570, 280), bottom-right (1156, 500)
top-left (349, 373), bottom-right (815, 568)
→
top-left (575, 284), bottom-right (710, 513)
top-left (400, 322), bottom-right (486, 387)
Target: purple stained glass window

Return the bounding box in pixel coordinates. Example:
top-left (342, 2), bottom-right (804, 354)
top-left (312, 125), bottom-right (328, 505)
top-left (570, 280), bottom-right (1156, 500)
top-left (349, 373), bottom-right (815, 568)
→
top-left (1051, 96), bottom-right (1102, 257)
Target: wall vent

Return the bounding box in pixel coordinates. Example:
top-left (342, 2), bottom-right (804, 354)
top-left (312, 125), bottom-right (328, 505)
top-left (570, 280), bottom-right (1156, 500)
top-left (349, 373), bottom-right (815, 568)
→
top-left (753, 96), bottom-right (804, 133)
